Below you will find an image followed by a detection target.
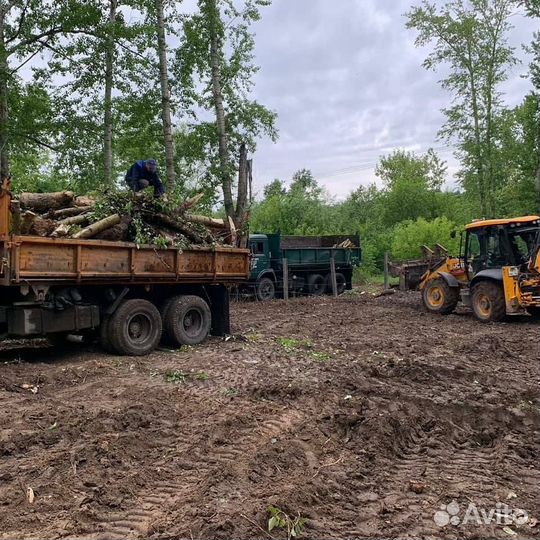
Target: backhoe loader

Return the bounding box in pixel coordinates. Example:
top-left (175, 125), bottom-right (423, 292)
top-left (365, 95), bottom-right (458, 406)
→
top-left (420, 215), bottom-right (540, 322)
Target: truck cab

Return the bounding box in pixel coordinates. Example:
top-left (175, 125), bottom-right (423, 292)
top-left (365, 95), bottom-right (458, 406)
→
top-left (249, 234), bottom-right (271, 281)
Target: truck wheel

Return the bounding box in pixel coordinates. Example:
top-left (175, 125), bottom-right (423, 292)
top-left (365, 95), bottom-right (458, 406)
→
top-left (164, 295), bottom-right (211, 346)
top-left (307, 274), bottom-right (325, 296)
top-left (325, 272), bottom-right (347, 295)
top-left (422, 278), bottom-right (459, 315)
top-left (256, 277), bottom-right (275, 301)
top-left (100, 315), bottom-right (116, 353)
top-left (109, 299), bottom-right (162, 356)
top-left (471, 281), bottom-right (506, 322)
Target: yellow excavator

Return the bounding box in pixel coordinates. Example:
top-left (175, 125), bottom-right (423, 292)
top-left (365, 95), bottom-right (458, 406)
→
top-left (420, 215), bottom-right (540, 322)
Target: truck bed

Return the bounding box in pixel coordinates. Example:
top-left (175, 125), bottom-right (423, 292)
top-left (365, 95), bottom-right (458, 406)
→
top-left (0, 234), bottom-right (250, 286)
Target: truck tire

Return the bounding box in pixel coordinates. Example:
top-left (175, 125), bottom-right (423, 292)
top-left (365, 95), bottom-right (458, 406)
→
top-left (109, 299), bottom-right (162, 356)
top-left (307, 274), bottom-right (325, 296)
top-left (164, 295), bottom-right (211, 346)
top-left (99, 315), bottom-right (116, 353)
top-left (256, 277), bottom-right (275, 301)
top-left (422, 278), bottom-right (459, 315)
top-left (471, 281), bottom-right (506, 322)
top-left (325, 272), bottom-right (347, 295)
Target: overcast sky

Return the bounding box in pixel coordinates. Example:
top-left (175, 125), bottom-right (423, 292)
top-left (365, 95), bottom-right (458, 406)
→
top-left (236, 0), bottom-right (537, 200)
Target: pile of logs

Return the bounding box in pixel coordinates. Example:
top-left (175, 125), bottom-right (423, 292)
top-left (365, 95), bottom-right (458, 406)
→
top-left (11, 191), bottom-right (237, 247)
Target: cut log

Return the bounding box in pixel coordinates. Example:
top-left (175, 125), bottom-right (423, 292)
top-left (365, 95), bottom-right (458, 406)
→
top-left (179, 192), bottom-right (204, 213)
top-left (29, 216), bottom-right (57, 237)
top-left (73, 214), bottom-right (121, 239)
top-left (185, 214), bottom-right (227, 228)
top-left (74, 195), bottom-right (96, 207)
top-left (228, 216), bottom-right (237, 247)
top-left (94, 216), bottom-right (131, 242)
top-left (153, 213), bottom-right (207, 244)
top-left (11, 200), bottom-right (21, 234)
top-left (21, 211), bottom-right (36, 235)
top-left (50, 206), bottom-right (92, 219)
top-left (19, 191), bottom-right (74, 211)
top-left (51, 223), bottom-right (71, 238)
top-left (59, 214), bottom-right (90, 226)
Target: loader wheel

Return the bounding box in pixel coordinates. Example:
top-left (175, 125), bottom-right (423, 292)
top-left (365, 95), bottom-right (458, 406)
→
top-left (307, 274), bottom-right (326, 296)
top-left (256, 277), bottom-right (275, 301)
top-left (526, 307), bottom-right (540, 320)
top-left (109, 299), bottom-right (162, 356)
top-left (325, 272), bottom-right (347, 295)
top-left (471, 281), bottom-right (506, 323)
top-left (164, 295), bottom-right (211, 346)
top-left (422, 279), bottom-right (459, 315)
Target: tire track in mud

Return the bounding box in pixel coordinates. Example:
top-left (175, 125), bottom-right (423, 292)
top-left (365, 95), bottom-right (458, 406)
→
top-left (83, 408), bottom-right (305, 539)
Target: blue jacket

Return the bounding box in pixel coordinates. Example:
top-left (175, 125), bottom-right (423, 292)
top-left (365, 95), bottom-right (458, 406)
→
top-left (125, 160), bottom-right (165, 197)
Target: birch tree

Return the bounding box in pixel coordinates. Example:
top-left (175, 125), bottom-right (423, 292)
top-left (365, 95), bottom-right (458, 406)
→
top-left (154, 0), bottom-right (175, 189)
top-left (407, 0), bottom-right (516, 217)
top-left (177, 0), bottom-right (276, 222)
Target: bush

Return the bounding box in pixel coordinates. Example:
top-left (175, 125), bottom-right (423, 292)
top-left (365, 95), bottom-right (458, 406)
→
top-left (391, 217), bottom-right (460, 261)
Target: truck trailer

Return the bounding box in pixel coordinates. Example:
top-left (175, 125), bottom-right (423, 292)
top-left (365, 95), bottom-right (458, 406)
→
top-left (246, 232), bottom-right (361, 300)
top-left (0, 182), bottom-right (250, 355)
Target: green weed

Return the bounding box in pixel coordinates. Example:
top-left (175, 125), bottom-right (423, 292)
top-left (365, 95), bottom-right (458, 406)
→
top-left (268, 506), bottom-right (306, 539)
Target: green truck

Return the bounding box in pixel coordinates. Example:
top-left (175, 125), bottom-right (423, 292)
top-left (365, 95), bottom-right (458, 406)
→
top-left (246, 233), bottom-right (361, 300)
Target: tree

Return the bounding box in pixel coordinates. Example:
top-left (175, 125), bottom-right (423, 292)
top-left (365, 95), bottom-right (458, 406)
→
top-left (520, 0), bottom-right (540, 204)
top-left (407, 0), bottom-right (516, 216)
top-left (177, 0), bottom-right (277, 223)
top-left (375, 148), bottom-right (446, 226)
top-left (0, 0), bottom-right (99, 177)
top-left (495, 95), bottom-right (539, 215)
top-left (391, 217), bottom-right (460, 260)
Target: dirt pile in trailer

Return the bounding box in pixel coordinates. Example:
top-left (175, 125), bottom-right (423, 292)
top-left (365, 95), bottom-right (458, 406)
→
top-left (12, 190), bottom-right (237, 247)
top-left (0, 292), bottom-right (538, 539)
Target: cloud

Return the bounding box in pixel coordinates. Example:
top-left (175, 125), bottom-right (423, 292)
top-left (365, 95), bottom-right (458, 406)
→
top-left (248, 0), bottom-right (537, 200)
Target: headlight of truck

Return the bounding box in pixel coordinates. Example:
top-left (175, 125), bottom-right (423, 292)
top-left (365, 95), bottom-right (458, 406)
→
top-left (508, 266), bottom-right (519, 277)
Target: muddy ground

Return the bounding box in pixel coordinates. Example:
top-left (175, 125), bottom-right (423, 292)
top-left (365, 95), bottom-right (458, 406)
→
top-left (0, 291), bottom-right (538, 540)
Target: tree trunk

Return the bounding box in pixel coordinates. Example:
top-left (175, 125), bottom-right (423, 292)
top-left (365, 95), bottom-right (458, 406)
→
top-left (206, 0), bottom-right (234, 219)
top-left (185, 213), bottom-right (226, 228)
top-left (235, 142), bottom-right (248, 223)
top-left (466, 38), bottom-right (486, 216)
top-left (20, 191), bottom-right (75, 211)
top-left (537, 94), bottom-right (540, 209)
top-left (73, 214), bottom-right (121, 239)
top-left (103, 0), bottom-right (117, 186)
top-left (0, 8), bottom-right (10, 178)
top-left (155, 0), bottom-right (176, 189)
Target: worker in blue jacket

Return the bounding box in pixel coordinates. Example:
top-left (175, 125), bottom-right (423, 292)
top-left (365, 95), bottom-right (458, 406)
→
top-left (125, 159), bottom-right (166, 198)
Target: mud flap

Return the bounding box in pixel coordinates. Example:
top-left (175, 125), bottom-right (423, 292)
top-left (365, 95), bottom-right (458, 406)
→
top-left (207, 284), bottom-right (230, 336)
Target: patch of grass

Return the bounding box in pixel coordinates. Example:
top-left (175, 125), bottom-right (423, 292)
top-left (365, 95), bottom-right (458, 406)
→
top-left (245, 333), bottom-right (260, 342)
top-left (277, 337), bottom-right (313, 353)
top-left (194, 371), bottom-right (209, 381)
top-left (310, 351), bottom-right (332, 362)
top-left (268, 506), bottom-right (306, 539)
top-left (224, 388), bottom-right (238, 397)
top-left (518, 399), bottom-right (536, 411)
top-left (165, 370), bottom-right (188, 384)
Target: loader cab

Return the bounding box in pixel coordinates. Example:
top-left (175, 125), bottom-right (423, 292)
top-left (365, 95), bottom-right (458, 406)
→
top-left (464, 217), bottom-right (540, 278)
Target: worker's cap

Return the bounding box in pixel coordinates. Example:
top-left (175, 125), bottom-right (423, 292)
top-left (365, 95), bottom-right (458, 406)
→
top-left (145, 159), bottom-right (158, 171)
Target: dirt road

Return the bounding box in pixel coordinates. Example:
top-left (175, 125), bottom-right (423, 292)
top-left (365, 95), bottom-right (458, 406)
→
top-left (0, 291), bottom-right (538, 539)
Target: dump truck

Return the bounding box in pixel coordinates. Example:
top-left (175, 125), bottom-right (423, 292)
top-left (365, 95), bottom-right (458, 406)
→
top-left (0, 181), bottom-right (250, 355)
top-left (246, 232), bottom-right (361, 300)
top-left (420, 215), bottom-right (540, 322)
